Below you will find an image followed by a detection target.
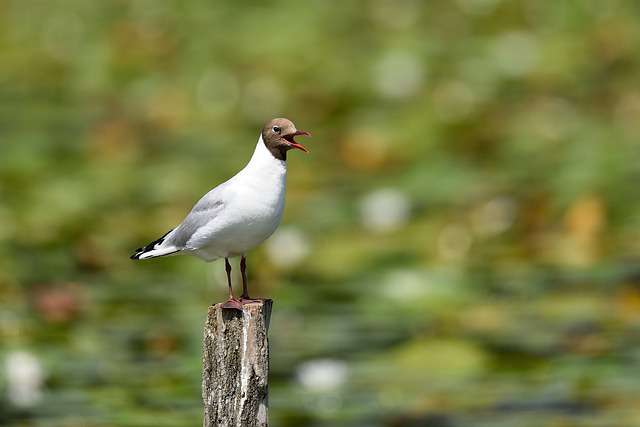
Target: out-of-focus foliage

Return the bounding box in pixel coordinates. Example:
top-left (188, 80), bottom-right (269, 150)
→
top-left (1, 0), bottom-right (640, 426)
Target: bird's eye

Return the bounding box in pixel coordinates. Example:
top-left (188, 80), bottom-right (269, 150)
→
top-left (272, 126), bottom-right (281, 133)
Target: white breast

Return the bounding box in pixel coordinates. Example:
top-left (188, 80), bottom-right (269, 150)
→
top-left (189, 138), bottom-right (287, 260)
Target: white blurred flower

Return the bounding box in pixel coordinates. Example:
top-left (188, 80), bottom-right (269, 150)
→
top-left (438, 223), bottom-right (472, 260)
top-left (381, 269), bottom-right (427, 301)
top-left (490, 32), bottom-right (540, 77)
top-left (266, 226), bottom-right (311, 268)
top-left (296, 359), bottom-right (348, 392)
top-left (196, 68), bottom-right (239, 115)
top-left (5, 351), bottom-right (44, 408)
top-left (360, 188), bottom-right (411, 233)
top-left (471, 197), bottom-right (516, 236)
top-left (372, 51), bottom-right (424, 99)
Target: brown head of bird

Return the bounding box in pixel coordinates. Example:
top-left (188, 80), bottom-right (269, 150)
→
top-left (261, 118), bottom-right (310, 160)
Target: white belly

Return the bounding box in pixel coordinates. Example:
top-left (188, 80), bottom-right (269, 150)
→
top-left (190, 174), bottom-right (286, 261)
top-left (214, 192), bottom-right (284, 256)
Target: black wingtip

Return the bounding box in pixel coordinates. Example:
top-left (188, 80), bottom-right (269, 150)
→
top-left (130, 247), bottom-right (143, 260)
top-left (130, 229), bottom-right (173, 261)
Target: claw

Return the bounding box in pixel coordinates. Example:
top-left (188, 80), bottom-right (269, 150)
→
top-left (240, 297), bottom-right (262, 305)
top-left (221, 298), bottom-right (243, 311)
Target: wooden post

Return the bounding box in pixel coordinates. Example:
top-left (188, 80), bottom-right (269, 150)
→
top-left (202, 300), bottom-right (273, 427)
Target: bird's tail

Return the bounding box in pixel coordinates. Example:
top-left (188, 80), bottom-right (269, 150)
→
top-left (130, 229), bottom-right (180, 260)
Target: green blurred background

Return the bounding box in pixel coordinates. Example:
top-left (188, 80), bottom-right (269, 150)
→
top-left (1, 0), bottom-right (640, 426)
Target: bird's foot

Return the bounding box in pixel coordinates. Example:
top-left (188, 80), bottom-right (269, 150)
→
top-left (221, 298), bottom-right (243, 310)
top-left (240, 295), bottom-right (262, 305)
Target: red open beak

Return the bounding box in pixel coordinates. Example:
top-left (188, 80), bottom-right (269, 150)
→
top-left (283, 130), bottom-right (311, 153)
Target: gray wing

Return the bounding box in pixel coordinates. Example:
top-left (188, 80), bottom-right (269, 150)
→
top-left (167, 182), bottom-right (229, 248)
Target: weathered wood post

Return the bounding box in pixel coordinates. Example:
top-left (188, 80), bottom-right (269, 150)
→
top-left (202, 300), bottom-right (273, 427)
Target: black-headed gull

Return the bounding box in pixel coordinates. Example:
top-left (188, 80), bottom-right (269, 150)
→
top-left (131, 118), bottom-right (310, 309)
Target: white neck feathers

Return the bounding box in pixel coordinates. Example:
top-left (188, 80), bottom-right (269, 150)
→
top-left (239, 136), bottom-right (287, 179)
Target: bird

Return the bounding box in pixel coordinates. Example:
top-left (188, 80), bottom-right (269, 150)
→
top-left (130, 118), bottom-right (310, 310)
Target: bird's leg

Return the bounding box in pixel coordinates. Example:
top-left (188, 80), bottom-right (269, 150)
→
top-left (240, 255), bottom-right (260, 304)
top-left (240, 256), bottom-right (249, 298)
top-left (225, 257), bottom-right (234, 300)
top-left (221, 257), bottom-right (242, 310)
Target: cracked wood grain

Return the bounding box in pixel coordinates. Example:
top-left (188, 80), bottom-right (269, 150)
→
top-left (202, 300), bottom-right (272, 427)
